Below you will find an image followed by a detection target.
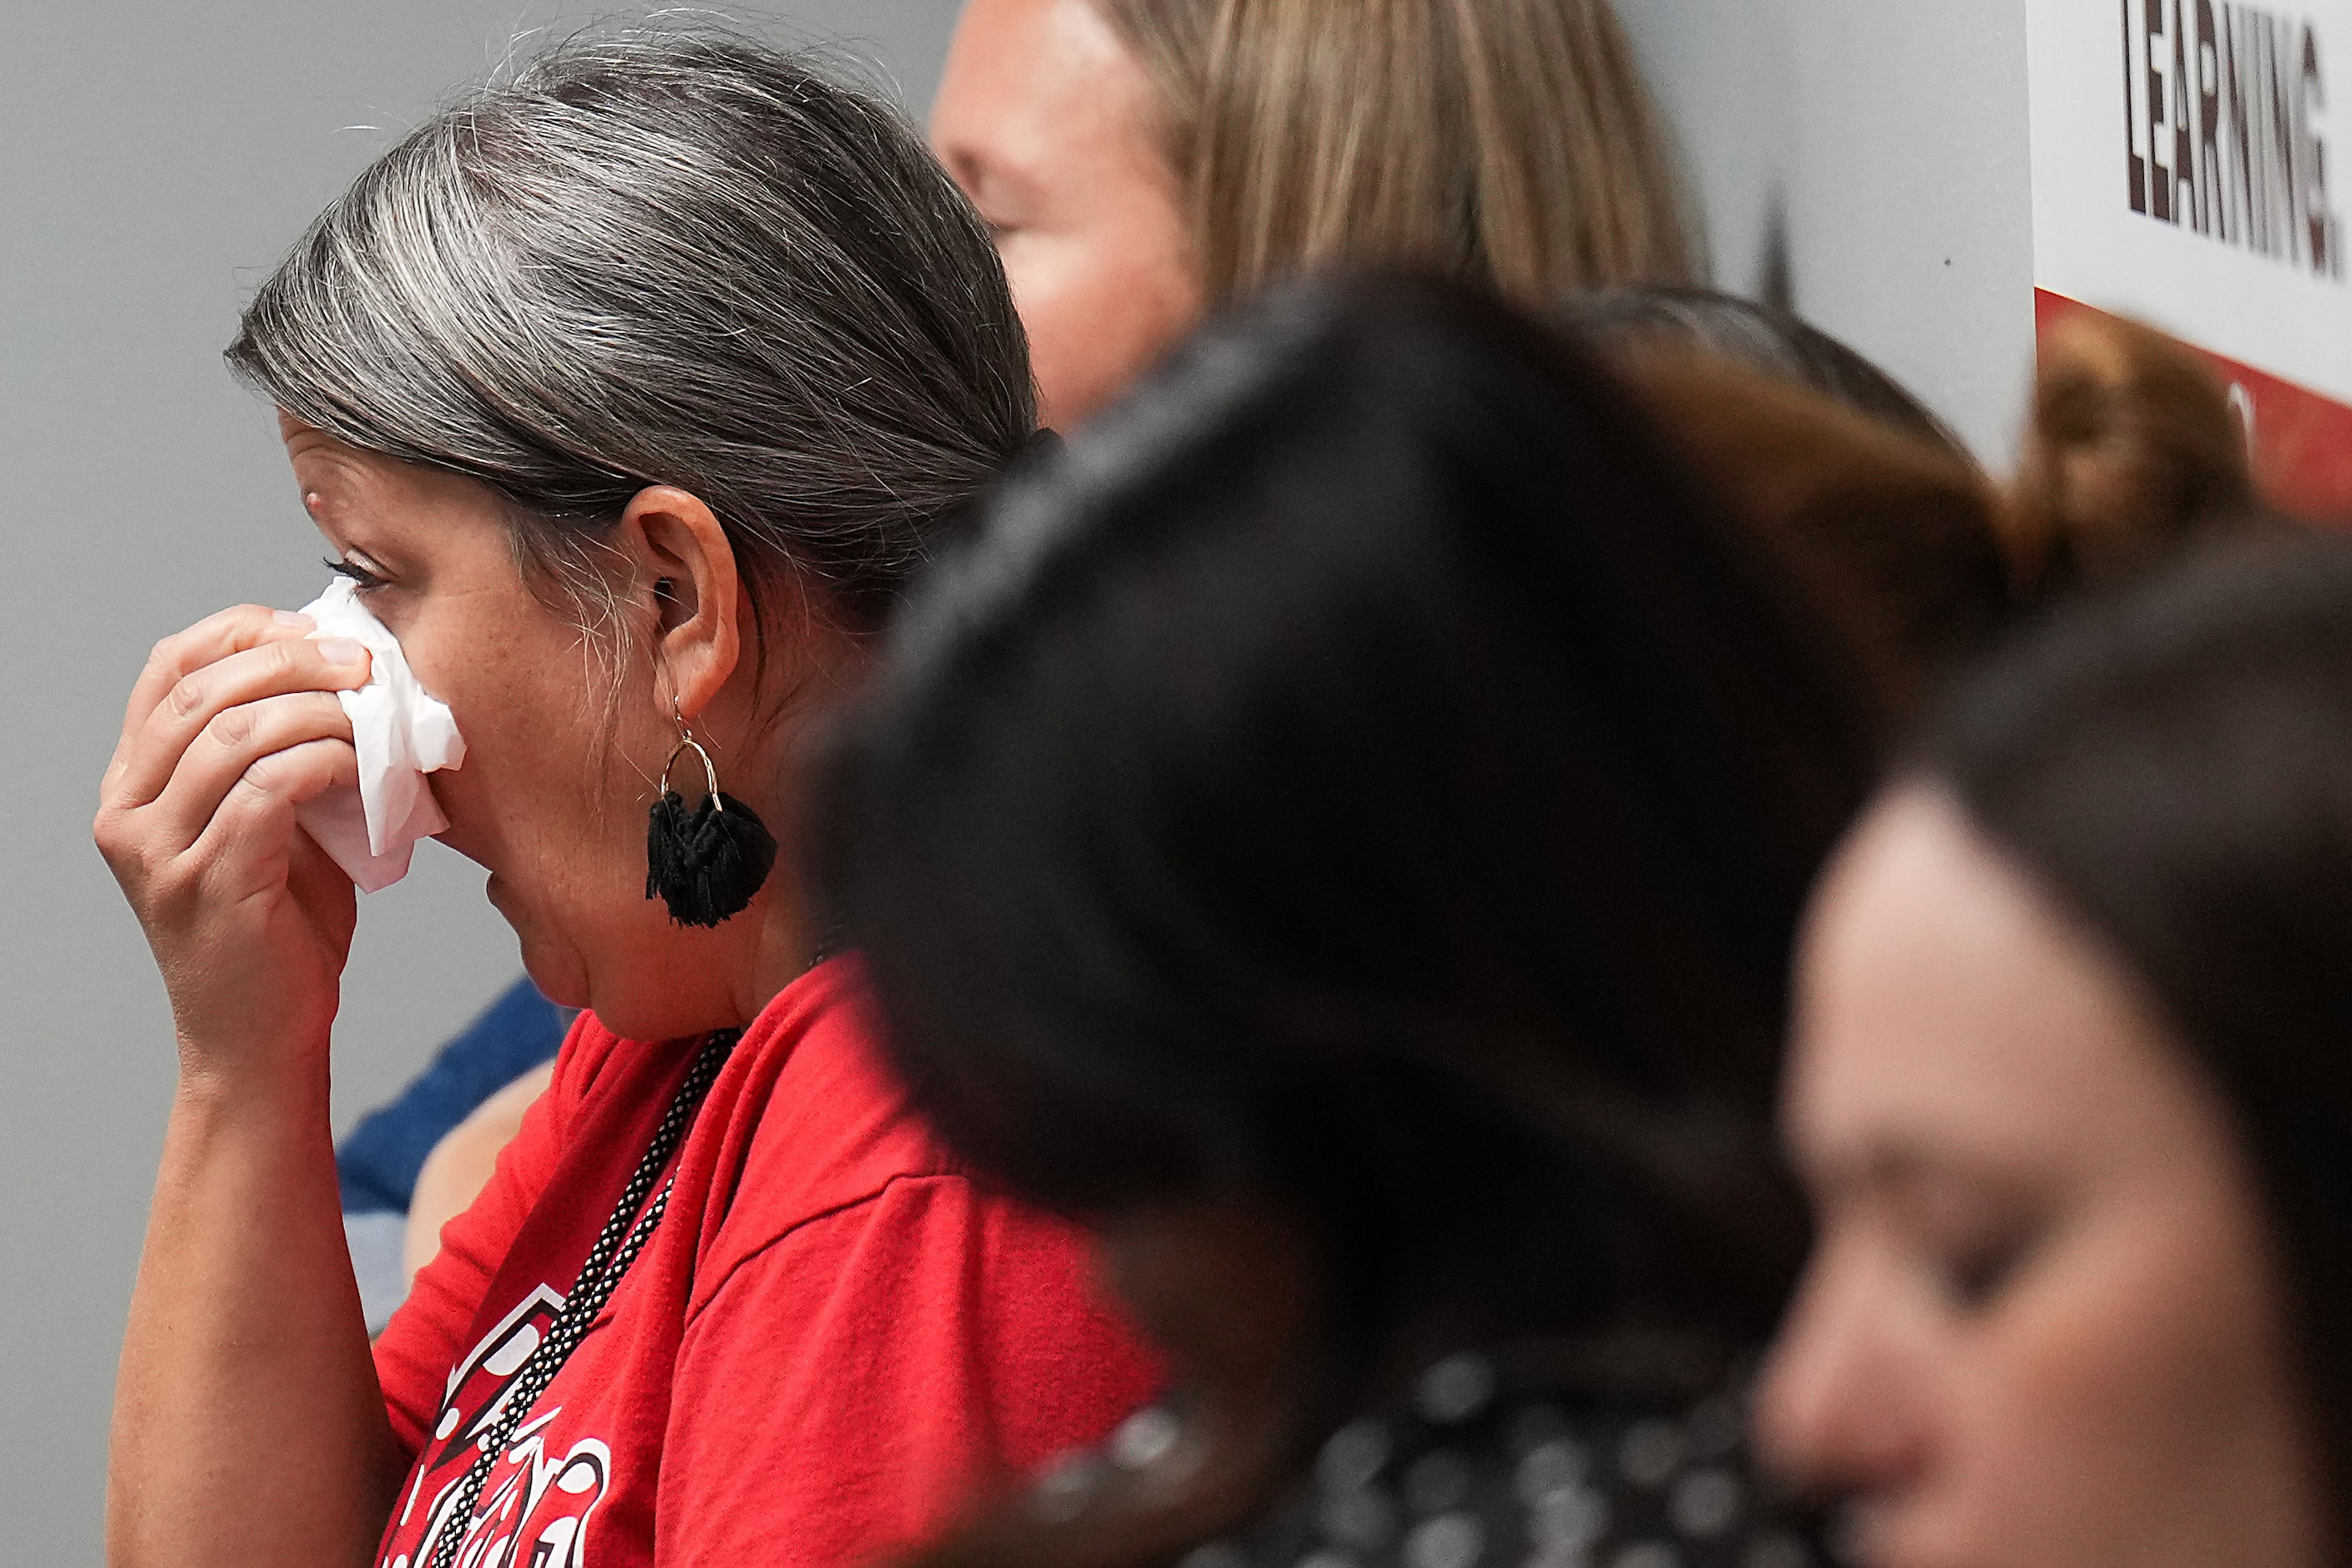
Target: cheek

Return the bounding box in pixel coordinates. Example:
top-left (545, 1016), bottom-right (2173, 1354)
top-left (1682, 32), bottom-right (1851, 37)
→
top-left (1943, 1206), bottom-right (2309, 1559)
top-left (448, 684), bottom-right (592, 804)
top-left (1005, 219), bottom-right (1201, 427)
top-left (410, 610), bottom-right (632, 873)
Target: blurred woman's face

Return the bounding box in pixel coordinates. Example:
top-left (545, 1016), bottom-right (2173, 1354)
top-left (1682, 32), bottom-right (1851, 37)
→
top-left (281, 420), bottom-right (778, 1041)
top-left (1758, 789), bottom-right (2324, 1568)
top-left (932, 0), bottom-right (1203, 429)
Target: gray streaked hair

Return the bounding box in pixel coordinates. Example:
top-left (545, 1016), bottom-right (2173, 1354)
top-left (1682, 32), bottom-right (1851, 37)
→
top-left (228, 23), bottom-right (1036, 640)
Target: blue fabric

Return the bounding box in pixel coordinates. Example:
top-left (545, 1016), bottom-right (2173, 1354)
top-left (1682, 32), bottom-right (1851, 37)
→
top-left (336, 977), bottom-right (570, 1214)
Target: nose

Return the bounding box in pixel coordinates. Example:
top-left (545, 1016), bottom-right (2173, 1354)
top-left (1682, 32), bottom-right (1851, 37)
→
top-left (1754, 1242), bottom-right (1930, 1505)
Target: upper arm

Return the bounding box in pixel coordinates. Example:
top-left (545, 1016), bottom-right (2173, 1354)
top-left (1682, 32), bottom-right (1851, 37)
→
top-left (655, 1174), bottom-right (1162, 1567)
top-left (402, 1059), bottom-right (558, 1282)
top-left (335, 977), bottom-right (568, 1214)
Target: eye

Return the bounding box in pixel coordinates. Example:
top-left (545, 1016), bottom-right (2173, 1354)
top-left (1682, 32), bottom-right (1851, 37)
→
top-left (325, 554), bottom-right (392, 593)
top-left (1879, 1171), bottom-right (2051, 1317)
top-left (1929, 1222), bottom-right (2041, 1313)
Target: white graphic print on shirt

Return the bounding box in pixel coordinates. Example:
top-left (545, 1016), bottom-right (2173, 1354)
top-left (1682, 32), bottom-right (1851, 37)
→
top-left (380, 1285), bottom-right (615, 1568)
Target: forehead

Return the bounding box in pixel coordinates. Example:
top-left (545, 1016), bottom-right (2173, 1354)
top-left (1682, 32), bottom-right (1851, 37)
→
top-left (276, 415), bottom-right (505, 533)
top-left (933, 0), bottom-right (1162, 164)
top-left (277, 414), bottom-right (384, 474)
top-left (1788, 790), bottom-right (2201, 1180)
top-left (279, 419), bottom-right (389, 501)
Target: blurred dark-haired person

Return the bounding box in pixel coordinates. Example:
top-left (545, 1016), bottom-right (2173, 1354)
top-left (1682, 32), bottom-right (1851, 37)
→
top-left (813, 277), bottom-right (2021, 1568)
top-left (96, 32), bottom-right (1156, 1568)
top-left (1759, 533), bottom-right (2351, 1567)
top-left (930, 0), bottom-right (1697, 427)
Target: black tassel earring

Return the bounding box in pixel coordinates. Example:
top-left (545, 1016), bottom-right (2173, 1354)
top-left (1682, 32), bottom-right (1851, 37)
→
top-left (645, 706), bottom-right (776, 928)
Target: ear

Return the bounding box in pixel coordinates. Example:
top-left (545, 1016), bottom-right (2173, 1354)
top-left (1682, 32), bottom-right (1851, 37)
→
top-left (616, 485), bottom-right (742, 721)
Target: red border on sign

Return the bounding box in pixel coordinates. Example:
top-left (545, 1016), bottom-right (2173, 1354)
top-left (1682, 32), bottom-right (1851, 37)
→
top-left (2036, 290), bottom-right (2352, 523)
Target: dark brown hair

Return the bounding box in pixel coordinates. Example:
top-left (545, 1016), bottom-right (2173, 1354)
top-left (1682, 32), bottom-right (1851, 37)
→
top-left (1564, 285), bottom-right (1968, 462)
top-left (1922, 531), bottom-right (2352, 1548)
top-left (1616, 348), bottom-right (2009, 716)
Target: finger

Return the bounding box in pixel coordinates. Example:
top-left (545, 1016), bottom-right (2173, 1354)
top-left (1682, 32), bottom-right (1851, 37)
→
top-left (108, 606), bottom-right (316, 781)
top-left (185, 736), bottom-right (362, 897)
top-left (109, 635), bottom-right (371, 812)
top-left (144, 690), bottom-right (357, 857)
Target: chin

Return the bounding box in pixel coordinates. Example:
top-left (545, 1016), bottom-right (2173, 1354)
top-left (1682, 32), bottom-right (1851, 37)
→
top-left (524, 963), bottom-right (591, 1014)
top-left (431, 821), bottom-right (488, 866)
top-left (488, 883), bottom-right (591, 1014)
top-left (516, 928), bottom-right (685, 1040)
top-left (488, 871), bottom-right (731, 1039)
top-left (512, 935), bottom-right (590, 1014)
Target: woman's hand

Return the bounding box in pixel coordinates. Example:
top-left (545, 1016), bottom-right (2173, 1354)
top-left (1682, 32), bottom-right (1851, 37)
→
top-left (103, 605), bottom-right (407, 1568)
top-left (96, 604), bottom-right (373, 1084)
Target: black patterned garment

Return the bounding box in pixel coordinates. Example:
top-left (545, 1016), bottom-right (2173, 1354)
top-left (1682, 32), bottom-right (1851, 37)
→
top-left (1170, 1350), bottom-right (1825, 1568)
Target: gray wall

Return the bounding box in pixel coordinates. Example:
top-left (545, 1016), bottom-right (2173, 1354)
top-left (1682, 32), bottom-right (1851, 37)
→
top-left (0, 3), bottom-right (958, 1554)
top-left (1617, 0), bottom-right (2038, 464)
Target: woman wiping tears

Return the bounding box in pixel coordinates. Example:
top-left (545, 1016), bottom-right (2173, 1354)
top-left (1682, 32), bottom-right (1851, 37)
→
top-left (93, 27), bottom-right (1157, 1568)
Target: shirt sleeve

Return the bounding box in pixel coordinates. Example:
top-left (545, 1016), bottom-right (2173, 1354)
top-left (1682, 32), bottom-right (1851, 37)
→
top-left (370, 1014), bottom-right (587, 1456)
top-left (655, 1172), bottom-right (1164, 1567)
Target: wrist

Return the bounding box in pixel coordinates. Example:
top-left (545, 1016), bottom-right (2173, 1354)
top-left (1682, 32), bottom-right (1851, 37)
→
top-left (171, 1035), bottom-right (334, 1122)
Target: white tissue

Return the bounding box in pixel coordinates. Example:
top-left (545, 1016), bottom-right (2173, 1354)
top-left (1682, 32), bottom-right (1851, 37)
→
top-left (292, 577), bottom-right (466, 893)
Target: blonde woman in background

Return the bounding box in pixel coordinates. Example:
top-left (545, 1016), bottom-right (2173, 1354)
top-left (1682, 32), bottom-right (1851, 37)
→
top-left (931, 0), bottom-right (1698, 426)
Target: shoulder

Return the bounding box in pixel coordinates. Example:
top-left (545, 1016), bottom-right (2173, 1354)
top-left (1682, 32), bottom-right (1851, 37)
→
top-left (681, 958), bottom-right (974, 1279)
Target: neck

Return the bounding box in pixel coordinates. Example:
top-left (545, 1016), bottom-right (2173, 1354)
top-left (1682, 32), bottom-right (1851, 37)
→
top-left (720, 854), bottom-right (827, 1029)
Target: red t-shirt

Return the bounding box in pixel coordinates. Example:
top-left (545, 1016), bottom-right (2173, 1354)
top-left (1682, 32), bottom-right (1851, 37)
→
top-left (371, 957), bottom-right (1161, 1568)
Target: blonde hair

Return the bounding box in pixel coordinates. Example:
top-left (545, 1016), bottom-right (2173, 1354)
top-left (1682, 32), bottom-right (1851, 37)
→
top-left (1096, 0), bottom-right (1699, 304)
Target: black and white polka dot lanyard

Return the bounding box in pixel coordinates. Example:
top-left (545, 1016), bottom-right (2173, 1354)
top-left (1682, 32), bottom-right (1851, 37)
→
top-left (424, 1027), bottom-right (740, 1568)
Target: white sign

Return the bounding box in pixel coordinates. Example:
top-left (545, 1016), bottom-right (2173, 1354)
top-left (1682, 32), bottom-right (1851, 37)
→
top-left (2030, 0), bottom-right (2352, 405)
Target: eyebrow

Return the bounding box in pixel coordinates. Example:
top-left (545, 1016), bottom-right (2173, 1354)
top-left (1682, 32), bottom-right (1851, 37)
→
top-left (288, 447), bottom-right (363, 504)
top-left (1799, 1141), bottom-right (1911, 1201)
top-left (1803, 1137), bottom-right (2037, 1209)
top-left (295, 478), bottom-right (368, 545)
